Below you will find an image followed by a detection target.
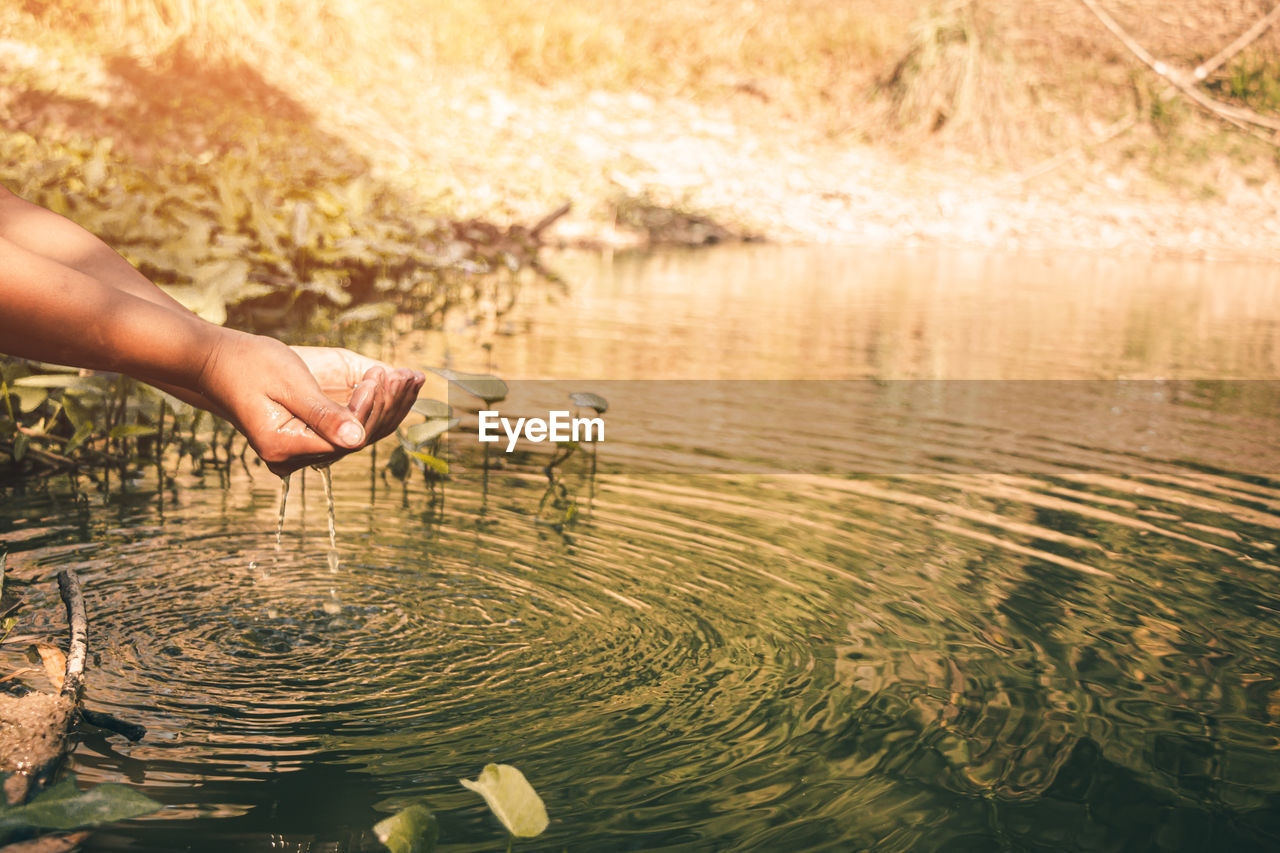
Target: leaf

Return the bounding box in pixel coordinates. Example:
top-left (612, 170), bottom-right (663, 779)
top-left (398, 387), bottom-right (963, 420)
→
top-left (0, 776), bottom-right (162, 836)
top-left (159, 284), bottom-right (226, 326)
top-left (372, 803), bottom-right (438, 853)
top-left (12, 375), bottom-right (99, 391)
top-left (36, 643), bottom-right (65, 691)
top-left (428, 368), bottom-right (507, 404)
top-left (569, 392), bottom-right (608, 414)
top-left (410, 399), bottom-right (452, 419)
top-left (403, 418), bottom-right (457, 448)
top-left (387, 445), bottom-right (410, 481)
top-left (61, 395), bottom-right (91, 430)
top-left (336, 303), bottom-right (397, 325)
top-left (459, 764), bottom-right (549, 838)
top-left (408, 450), bottom-right (449, 477)
top-left (9, 386), bottom-right (48, 414)
top-left (301, 269), bottom-right (352, 306)
top-left (108, 425), bottom-right (157, 440)
top-left (64, 422), bottom-right (94, 455)
top-left (12, 433), bottom-right (28, 463)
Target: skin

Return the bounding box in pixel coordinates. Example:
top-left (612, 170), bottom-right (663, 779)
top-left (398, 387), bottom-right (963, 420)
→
top-left (0, 184), bottom-right (425, 475)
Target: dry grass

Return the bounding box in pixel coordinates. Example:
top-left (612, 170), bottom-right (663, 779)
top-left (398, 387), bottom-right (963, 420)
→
top-left (3, 0), bottom-right (1278, 239)
top-left (10, 0), bottom-right (1279, 154)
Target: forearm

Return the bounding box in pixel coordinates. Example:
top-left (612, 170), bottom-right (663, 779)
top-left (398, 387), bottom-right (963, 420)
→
top-left (0, 185), bottom-right (192, 315)
top-left (0, 234), bottom-right (226, 392)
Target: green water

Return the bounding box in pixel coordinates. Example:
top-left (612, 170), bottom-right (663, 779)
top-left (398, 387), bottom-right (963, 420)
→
top-left (2, 246), bottom-right (1280, 852)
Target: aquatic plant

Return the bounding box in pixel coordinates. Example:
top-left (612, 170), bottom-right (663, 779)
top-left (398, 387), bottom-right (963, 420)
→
top-left (388, 400), bottom-right (458, 484)
top-left (370, 764), bottom-right (546, 853)
top-left (427, 368), bottom-right (508, 405)
top-left (0, 773), bottom-right (162, 845)
top-left (373, 802), bottom-right (439, 853)
top-left (461, 764), bottom-right (549, 842)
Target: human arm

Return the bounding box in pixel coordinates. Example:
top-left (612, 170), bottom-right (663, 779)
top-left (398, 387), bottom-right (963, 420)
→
top-left (0, 186), bottom-right (424, 474)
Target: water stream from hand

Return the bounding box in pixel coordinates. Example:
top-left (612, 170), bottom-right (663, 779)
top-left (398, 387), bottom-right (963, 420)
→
top-left (273, 474), bottom-right (290, 551)
top-left (315, 465), bottom-right (339, 573)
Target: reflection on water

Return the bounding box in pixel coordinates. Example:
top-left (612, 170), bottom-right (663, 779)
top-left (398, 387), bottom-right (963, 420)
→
top-left (460, 246), bottom-right (1280, 380)
top-left (2, 247), bottom-right (1280, 851)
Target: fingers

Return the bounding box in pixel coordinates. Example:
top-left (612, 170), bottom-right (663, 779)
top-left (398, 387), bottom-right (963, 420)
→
top-left (348, 366), bottom-right (424, 443)
top-left (268, 357), bottom-right (424, 475)
top-left (281, 383), bottom-right (366, 450)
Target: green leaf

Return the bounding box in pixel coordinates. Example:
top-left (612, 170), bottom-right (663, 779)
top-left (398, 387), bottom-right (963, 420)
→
top-left (11, 433), bottom-right (28, 462)
top-left (0, 776), bottom-right (162, 837)
top-left (410, 399), bottom-right (452, 419)
top-left (65, 421), bottom-right (94, 455)
top-left (403, 418), bottom-right (457, 448)
top-left (459, 764), bottom-right (549, 838)
top-left (62, 395), bottom-right (91, 430)
top-left (12, 375), bottom-right (100, 391)
top-left (569, 392), bottom-right (608, 414)
top-left (108, 425), bottom-right (157, 440)
top-left (428, 368), bottom-right (508, 404)
top-left (372, 803), bottom-right (437, 853)
top-left (9, 386), bottom-right (48, 414)
top-left (408, 450), bottom-right (449, 476)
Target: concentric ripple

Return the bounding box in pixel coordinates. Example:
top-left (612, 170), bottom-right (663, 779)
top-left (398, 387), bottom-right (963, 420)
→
top-left (2, 377), bottom-right (1278, 851)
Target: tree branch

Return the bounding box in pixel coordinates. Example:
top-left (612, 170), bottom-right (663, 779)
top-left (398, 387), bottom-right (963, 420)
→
top-left (1192, 2), bottom-right (1280, 82)
top-left (1079, 0), bottom-right (1280, 135)
top-left (55, 571), bottom-right (85, 701)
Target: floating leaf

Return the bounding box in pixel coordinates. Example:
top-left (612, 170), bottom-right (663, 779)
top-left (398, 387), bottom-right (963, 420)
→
top-left (459, 764), bottom-right (549, 838)
top-left (410, 399), bottom-right (453, 420)
top-left (0, 775), bottom-right (162, 839)
top-left (372, 803), bottom-right (438, 853)
top-left (36, 643), bottom-right (66, 691)
top-left (428, 368), bottom-right (507, 404)
top-left (569, 392), bottom-right (608, 414)
top-left (403, 418), bottom-right (458, 448)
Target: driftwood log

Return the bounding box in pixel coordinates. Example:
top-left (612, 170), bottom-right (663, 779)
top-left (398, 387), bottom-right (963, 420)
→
top-left (0, 569), bottom-right (141, 814)
top-left (0, 570), bottom-right (85, 807)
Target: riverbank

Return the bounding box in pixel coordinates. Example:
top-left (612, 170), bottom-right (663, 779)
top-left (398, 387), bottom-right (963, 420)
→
top-left (1, 0), bottom-right (1279, 261)
top-left (402, 79), bottom-right (1280, 260)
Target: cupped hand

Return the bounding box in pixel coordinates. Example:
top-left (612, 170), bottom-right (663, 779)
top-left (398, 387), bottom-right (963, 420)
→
top-left (195, 331), bottom-right (424, 476)
top-left (290, 346), bottom-right (424, 444)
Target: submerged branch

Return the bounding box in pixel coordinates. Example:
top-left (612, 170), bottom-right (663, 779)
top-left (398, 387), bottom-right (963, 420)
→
top-left (55, 572), bottom-right (85, 702)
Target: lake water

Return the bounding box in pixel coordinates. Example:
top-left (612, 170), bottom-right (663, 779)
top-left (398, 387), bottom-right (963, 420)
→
top-left (3, 245), bottom-right (1280, 851)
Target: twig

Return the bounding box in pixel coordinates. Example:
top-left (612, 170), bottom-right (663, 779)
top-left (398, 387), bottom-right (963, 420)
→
top-left (54, 571), bottom-right (85, 701)
top-left (1079, 0), bottom-right (1280, 136)
top-left (80, 708), bottom-right (146, 742)
top-left (1192, 2), bottom-right (1280, 82)
top-left (1007, 114), bottom-right (1137, 185)
top-left (529, 201), bottom-right (572, 240)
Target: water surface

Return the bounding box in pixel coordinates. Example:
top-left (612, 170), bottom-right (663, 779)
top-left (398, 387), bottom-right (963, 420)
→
top-left (2, 246), bottom-right (1279, 852)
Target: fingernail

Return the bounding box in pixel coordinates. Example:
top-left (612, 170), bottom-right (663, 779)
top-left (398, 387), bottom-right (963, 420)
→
top-left (338, 422), bottom-right (365, 447)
